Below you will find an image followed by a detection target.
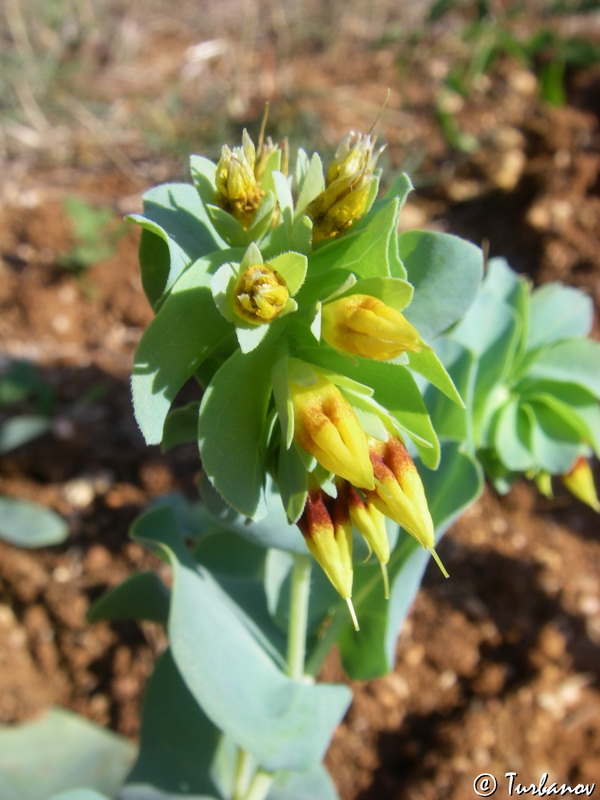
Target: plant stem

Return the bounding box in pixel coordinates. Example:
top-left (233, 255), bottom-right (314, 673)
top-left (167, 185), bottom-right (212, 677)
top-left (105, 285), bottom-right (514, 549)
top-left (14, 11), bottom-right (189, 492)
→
top-left (286, 552), bottom-right (312, 679)
top-left (232, 747), bottom-right (253, 800)
top-left (244, 769), bottom-right (273, 800)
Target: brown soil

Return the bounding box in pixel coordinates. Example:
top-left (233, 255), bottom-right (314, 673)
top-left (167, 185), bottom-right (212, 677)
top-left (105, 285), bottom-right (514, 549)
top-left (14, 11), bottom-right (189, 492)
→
top-left (1, 21), bottom-right (599, 800)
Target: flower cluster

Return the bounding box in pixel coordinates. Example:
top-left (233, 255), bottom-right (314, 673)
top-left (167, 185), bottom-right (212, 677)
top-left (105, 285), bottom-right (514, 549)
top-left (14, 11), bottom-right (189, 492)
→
top-left (133, 124), bottom-right (467, 629)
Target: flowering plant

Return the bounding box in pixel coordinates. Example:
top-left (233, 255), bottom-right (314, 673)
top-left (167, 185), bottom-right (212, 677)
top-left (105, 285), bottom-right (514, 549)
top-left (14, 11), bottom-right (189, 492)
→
top-left (81, 125), bottom-right (597, 800)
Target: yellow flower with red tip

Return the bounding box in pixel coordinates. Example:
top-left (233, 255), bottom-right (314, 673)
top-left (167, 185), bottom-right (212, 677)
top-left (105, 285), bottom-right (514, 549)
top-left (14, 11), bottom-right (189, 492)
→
top-left (365, 436), bottom-right (447, 576)
top-left (290, 372), bottom-right (375, 490)
top-left (344, 482), bottom-right (391, 598)
top-left (562, 456), bottom-right (600, 512)
top-left (321, 294), bottom-right (422, 361)
top-left (297, 487), bottom-right (359, 630)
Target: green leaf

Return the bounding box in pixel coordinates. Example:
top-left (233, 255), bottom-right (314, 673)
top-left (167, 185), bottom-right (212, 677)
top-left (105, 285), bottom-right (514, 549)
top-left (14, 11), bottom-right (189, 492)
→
top-left (135, 509), bottom-right (352, 773)
top-left (87, 571), bottom-right (170, 625)
top-left (199, 341), bottom-right (276, 519)
top-left (199, 472), bottom-right (307, 554)
top-left (407, 347), bottom-right (464, 407)
top-left (128, 183), bottom-right (225, 307)
top-left (162, 401), bottom-right (201, 452)
top-left (527, 282), bottom-right (594, 351)
top-left (399, 230), bottom-right (483, 340)
top-left (49, 791), bottom-right (112, 800)
top-left (0, 497), bottom-right (68, 548)
top-left (267, 765), bottom-right (338, 800)
top-left (269, 251), bottom-right (308, 297)
top-left (422, 338), bottom-right (476, 444)
top-left (0, 414), bottom-right (50, 454)
top-left (0, 707), bottom-right (135, 800)
top-left (519, 379), bottom-right (600, 455)
top-left (527, 399), bottom-right (586, 473)
top-left (491, 398), bottom-right (536, 471)
top-left (338, 444), bottom-right (483, 678)
top-left (122, 649), bottom-right (221, 800)
top-left (310, 199), bottom-right (401, 280)
top-left (131, 254), bottom-right (235, 445)
top-left (526, 338), bottom-right (600, 397)
top-left (189, 154), bottom-right (217, 204)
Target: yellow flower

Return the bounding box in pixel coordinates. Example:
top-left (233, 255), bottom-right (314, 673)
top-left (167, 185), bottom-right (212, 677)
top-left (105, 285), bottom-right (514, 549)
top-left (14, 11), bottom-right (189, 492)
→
top-left (297, 487), bottom-right (359, 630)
top-left (365, 436), bottom-right (447, 576)
top-left (215, 130), bottom-right (265, 229)
top-left (344, 482), bottom-right (390, 598)
top-left (290, 372), bottom-right (374, 490)
top-left (321, 294), bottom-right (422, 361)
top-left (233, 264), bottom-right (289, 325)
top-left (562, 456), bottom-right (600, 512)
top-left (306, 131), bottom-right (383, 243)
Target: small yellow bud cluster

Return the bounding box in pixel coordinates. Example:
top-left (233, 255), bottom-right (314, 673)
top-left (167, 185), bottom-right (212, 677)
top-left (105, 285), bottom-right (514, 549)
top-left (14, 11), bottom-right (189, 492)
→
top-left (306, 132), bottom-right (384, 243)
top-left (233, 264), bottom-right (289, 325)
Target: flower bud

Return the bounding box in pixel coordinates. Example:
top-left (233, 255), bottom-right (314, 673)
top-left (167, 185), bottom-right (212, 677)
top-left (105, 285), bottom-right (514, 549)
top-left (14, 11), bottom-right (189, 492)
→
top-left (561, 456), bottom-right (599, 512)
top-left (233, 264), bottom-right (289, 324)
top-left (215, 130), bottom-right (265, 229)
top-left (321, 294), bottom-right (421, 361)
top-left (306, 132), bottom-right (383, 243)
top-left (345, 482), bottom-right (390, 598)
top-left (297, 487), bottom-right (359, 630)
top-left (366, 436), bottom-right (435, 551)
top-left (290, 372), bottom-right (375, 490)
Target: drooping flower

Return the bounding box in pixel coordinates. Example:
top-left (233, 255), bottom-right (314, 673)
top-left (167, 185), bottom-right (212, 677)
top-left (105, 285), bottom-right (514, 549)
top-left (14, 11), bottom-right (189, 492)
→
top-left (233, 264), bottom-right (289, 325)
top-left (306, 131), bottom-right (384, 243)
top-left (344, 482), bottom-right (390, 598)
top-left (321, 293), bottom-right (422, 361)
top-left (290, 370), bottom-right (375, 490)
top-left (297, 486), bottom-right (359, 630)
top-left (561, 456), bottom-right (599, 512)
top-left (365, 436), bottom-right (448, 576)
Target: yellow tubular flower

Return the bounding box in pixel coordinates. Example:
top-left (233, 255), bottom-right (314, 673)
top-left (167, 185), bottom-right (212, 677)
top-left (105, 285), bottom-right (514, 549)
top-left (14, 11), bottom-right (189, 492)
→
top-left (562, 456), bottom-right (600, 512)
top-left (365, 437), bottom-right (447, 577)
top-left (297, 488), bottom-right (359, 630)
top-left (306, 131), bottom-right (384, 243)
top-left (290, 374), bottom-right (375, 490)
top-left (345, 482), bottom-right (390, 599)
top-left (321, 294), bottom-right (422, 361)
top-left (215, 130), bottom-right (265, 229)
top-left (233, 264), bottom-right (289, 324)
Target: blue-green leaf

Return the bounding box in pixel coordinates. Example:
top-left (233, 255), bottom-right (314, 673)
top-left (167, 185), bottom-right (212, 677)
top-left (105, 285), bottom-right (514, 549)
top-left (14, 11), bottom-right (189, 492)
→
top-left (87, 571), bottom-right (170, 626)
top-left (526, 339), bottom-right (600, 398)
top-left (527, 282), bottom-right (593, 351)
top-left (399, 230), bottom-right (483, 341)
top-left (527, 399), bottom-right (586, 473)
top-left (0, 708), bottom-right (135, 800)
top-left (198, 341), bottom-right (276, 519)
top-left (135, 509), bottom-right (352, 773)
top-left (0, 498), bottom-right (68, 548)
top-left (122, 649), bottom-right (221, 800)
top-left (162, 402), bottom-right (201, 452)
top-left (0, 414), bottom-right (50, 454)
top-left (128, 183), bottom-right (225, 306)
top-left (131, 254), bottom-right (235, 445)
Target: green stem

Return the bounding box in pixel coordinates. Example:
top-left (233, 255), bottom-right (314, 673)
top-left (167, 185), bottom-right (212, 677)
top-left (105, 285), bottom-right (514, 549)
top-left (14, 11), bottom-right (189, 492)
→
top-left (286, 552), bottom-right (312, 680)
top-left (305, 608), bottom-right (347, 677)
top-left (244, 769), bottom-right (273, 800)
top-left (232, 747), bottom-right (253, 800)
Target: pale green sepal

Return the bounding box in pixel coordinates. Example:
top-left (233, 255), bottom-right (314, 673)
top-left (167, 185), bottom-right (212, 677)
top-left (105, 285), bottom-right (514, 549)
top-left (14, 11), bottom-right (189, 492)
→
top-left (272, 355), bottom-right (294, 448)
top-left (189, 154), bottom-right (217, 204)
top-left (206, 204), bottom-right (252, 246)
top-left (291, 215), bottom-right (313, 254)
top-left (269, 251), bottom-right (308, 296)
top-left (271, 170), bottom-right (294, 217)
top-left (210, 261), bottom-right (238, 322)
top-left (236, 323), bottom-right (271, 354)
top-left (295, 152), bottom-right (325, 218)
top-left (241, 241), bottom-right (264, 269)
